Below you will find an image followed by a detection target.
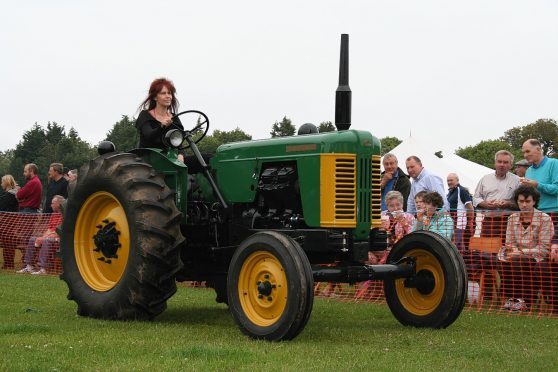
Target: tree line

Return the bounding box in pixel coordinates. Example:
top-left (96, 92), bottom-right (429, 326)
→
top-left (0, 115), bottom-right (555, 186)
top-left (0, 115), bottom-right (331, 185)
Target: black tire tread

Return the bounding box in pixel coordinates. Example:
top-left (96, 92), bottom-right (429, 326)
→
top-left (227, 231), bottom-right (314, 341)
top-left (383, 230), bottom-right (467, 329)
top-left (60, 152), bottom-right (184, 321)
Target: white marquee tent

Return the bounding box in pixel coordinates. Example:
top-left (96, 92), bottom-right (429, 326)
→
top-left (383, 136), bottom-right (494, 193)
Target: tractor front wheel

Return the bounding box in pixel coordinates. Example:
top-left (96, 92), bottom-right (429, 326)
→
top-left (383, 231), bottom-right (467, 328)
top-left (227, 231), bottom-right (313, 341)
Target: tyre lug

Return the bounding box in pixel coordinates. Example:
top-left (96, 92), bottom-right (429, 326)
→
top-left (258, 294), bottom-right (263, 299)
top-left (267, 296), bottom-right (272, 301)
top-left (264, 274), bottom-right (270, 279)
top-left (257, 281), bottom-right (261, 285)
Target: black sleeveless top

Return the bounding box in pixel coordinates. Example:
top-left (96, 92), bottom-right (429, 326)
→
top-left (136, 110), bottom-right (184, 150)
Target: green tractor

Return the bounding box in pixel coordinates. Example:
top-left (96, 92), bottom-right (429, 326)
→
top-left (59, 35), bottom-right (467, 341)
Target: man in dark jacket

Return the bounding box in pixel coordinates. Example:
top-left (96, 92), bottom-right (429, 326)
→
top-left (43, 163), bottom-right (68, 213)
top-left (446, 173), bottom-right (475, 250)
top-left (381, 153), bottom-right (411, 211)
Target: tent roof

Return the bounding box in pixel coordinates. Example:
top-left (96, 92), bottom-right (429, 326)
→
top-left (383, 136), bottom-right (494, 192)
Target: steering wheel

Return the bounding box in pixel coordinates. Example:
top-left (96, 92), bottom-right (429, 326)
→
top-left (173, 110), bottom-right (210, 148)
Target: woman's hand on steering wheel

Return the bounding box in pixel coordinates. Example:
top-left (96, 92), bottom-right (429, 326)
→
top-left (172, 110), bottom-right (210, 148)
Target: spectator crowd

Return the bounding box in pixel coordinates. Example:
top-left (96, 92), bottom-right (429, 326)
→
top-left (0, 162), bottom-right (77, 274)
top-left (370, 138), bottom-right (557, 314)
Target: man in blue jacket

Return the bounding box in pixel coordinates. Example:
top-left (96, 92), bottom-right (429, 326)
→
top-left (522, 138), bottom-right (558, 314)
top-left (405, 155), bottom-right (449, 214)
top-left (521, 138), bottom-right (558, 213)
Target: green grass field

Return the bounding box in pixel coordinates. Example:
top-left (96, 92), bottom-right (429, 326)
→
top-left (1, 272), bottom-right (556, 371)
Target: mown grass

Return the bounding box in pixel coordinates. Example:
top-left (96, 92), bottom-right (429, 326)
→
top-left (1, 272), bottom-right (556, 371)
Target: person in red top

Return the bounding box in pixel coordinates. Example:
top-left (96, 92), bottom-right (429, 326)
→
top-left (16, 163), bottom-right (42, 213)
top-left (17, 195), bottom-right (64, 275)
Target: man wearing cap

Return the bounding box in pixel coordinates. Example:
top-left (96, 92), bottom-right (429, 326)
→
top-left (514, 159), bottom-right (530, 177)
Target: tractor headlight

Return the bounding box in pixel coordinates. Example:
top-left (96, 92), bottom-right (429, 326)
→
top-left (164, 129), bottom-right (184, 148)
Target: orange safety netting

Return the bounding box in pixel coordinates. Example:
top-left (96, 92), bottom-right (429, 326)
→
top-left (313, 209), bottom-right (558, 317)
top-left (0, 211), bottom-right (62, 274)
top-left (2, 209), bottom-right (557, 317)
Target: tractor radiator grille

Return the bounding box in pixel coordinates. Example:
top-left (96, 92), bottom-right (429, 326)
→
top-left (320, 154), bottom-right (356, 228)
top-left (371, 155), bottom-right (382, 228)
top-left (358, 157), bottom-right (371, 224)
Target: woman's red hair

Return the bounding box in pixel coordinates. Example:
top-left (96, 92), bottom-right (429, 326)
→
top-left (138, 78), bottom-right (180, 113)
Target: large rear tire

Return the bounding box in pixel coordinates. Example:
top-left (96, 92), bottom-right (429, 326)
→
top-left (59, 152), bottom-right (184, 320)
top-left (227, 231), bottom-right (314, 341)
top-left (383, 231), bottom-right (467, 328)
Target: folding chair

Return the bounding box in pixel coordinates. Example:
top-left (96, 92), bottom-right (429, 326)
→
top-left (468, 236), bottom-right (503, 308)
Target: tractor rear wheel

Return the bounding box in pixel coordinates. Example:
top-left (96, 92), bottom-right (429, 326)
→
top-left (383, 231), bottom-right (467, 328)
top-left (59, 152), bottom-right (184, 320)
top-left (227, 231), bottom-right (314, 341)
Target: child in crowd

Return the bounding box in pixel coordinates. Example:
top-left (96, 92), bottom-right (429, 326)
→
top-left (356, 191), bottom-right (415, 300)
top-left (414, 190), bottom-right (428, 220)
top-left (413, 191), bottom-right (454, 240)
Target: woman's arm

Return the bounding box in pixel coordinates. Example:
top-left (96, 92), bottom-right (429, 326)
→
top-left (504, 216), bottom-right (519, 256)
top-left (437, 215), bottom-right (454, 240)
top-left (401, 213), bottom-right (415, 235)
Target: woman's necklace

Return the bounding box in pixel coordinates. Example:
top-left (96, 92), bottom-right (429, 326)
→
top-left (152, 109), bottom-right (169, 122)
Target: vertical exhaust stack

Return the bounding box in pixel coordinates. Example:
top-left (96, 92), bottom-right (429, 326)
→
top-left (335, 34), bottom-right (351, 131)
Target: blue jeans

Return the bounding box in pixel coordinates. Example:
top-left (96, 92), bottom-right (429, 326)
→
top-left (20, 207), bottom-right (39, 213)
top-left (24, 236), bottom-right (58, 269)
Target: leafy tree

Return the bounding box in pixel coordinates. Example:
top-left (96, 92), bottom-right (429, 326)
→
top-left (8, 124), bottom-right (48, 185)
top-left (42, 122), bottom-right (67, 166)
top-left (380, 136), bottom-right (402, 156)
top-left (270, 116), bottom-right (296, 137)
top-left (318, 121), bottom-right (336, 133)
top-left (434, 150), bottom-right (443, 158)
top-left (105, 115), bottom-right (138, 151)
top-left (500, 118), bottom-right (558, 157)
top-left (196, 127), bottom-right (252, 154)
top-left (455, 140), bottom-right (521, 169)
top-left (59, 128), bottom-right (96, 171)
top-left (0, 149), bottom-right (14, 176)
top-left (8, 123), bottom-right (95, 185)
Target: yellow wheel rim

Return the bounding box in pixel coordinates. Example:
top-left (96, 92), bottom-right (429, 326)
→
top-left (395, 249), bottom-right (445, 316)
top-left (238, 251), bottom-right (288, 327)
top-left (74, 191), bottom-right (130, 291)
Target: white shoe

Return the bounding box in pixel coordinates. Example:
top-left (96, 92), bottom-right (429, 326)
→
top-left (31, 268), bottom-right (47, 275)
top-left (16, 265), bottom-right (34, 274)
top-left (502, 298), bottom-right (527, 312)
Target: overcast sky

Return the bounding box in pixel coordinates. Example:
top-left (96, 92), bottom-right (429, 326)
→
top-left (1, 0), bottom-right (556, 155)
